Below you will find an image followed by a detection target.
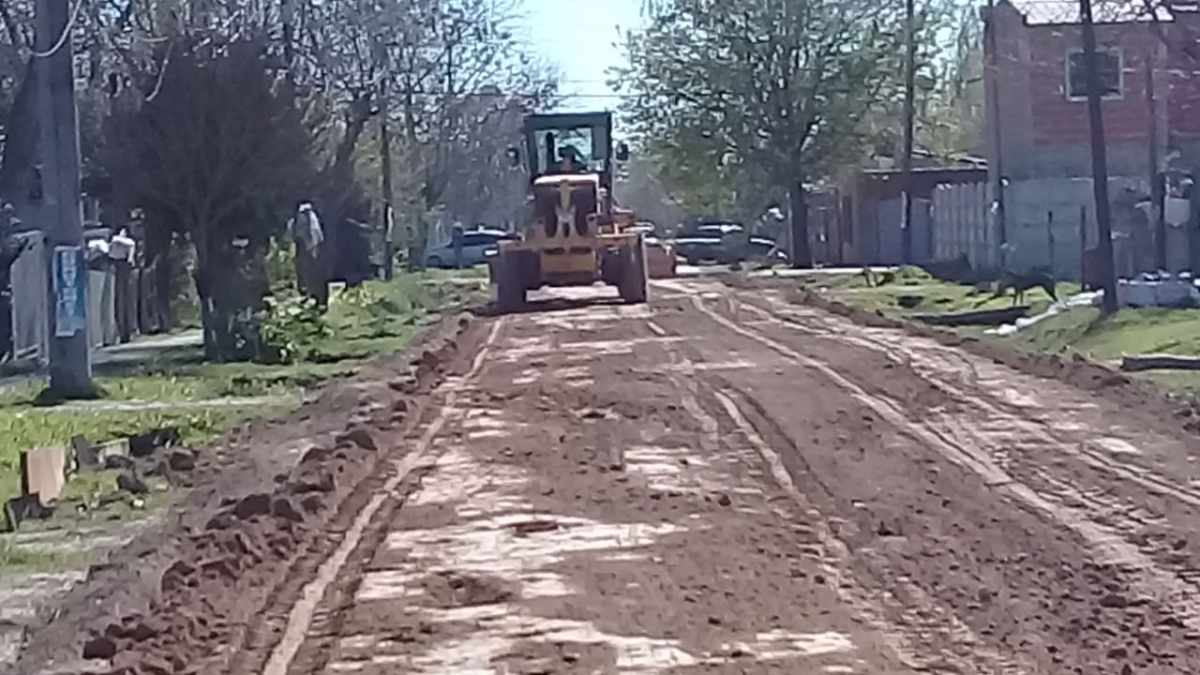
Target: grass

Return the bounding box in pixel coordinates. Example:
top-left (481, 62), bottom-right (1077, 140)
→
top-left (0, 538), bottom-right (89, 571)
top-left (0, 406), bottom-right (272, 505)
top-left (0, 271), bottom-right (485, 521)
top-left (416, 265), bottom-right (490, 280)
top-left (1000, 305), bottom-right (1200, 393)
top-left (800, 267), bottom-right (1079, 318)
top-left (0, 364), bottom-right (349, 408)
top-left (800, 269), bottom-right (1200, 395)
top-left (1007, 306), bottom-right (1200, 358)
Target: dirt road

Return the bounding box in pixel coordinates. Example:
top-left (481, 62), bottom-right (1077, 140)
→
top-left (31, 276), bottom-right (1200, 674)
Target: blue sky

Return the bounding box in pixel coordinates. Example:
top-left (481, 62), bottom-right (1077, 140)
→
top-left (522, 0), bottom-right (645, 112)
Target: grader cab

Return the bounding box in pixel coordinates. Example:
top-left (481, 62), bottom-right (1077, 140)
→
top-left (487, 111), bottom-right (649, 313)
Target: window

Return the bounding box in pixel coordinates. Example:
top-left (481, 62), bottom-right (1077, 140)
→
top-left (1066, 48), bottom-right (1123, 100)
top-left (532, 126), bottom-right (606, 174)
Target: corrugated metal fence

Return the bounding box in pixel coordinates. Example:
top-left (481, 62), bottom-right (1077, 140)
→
top-left (929, 177), bottom-right (1179, 279)
top-left (11, 231), bottom-right (46, 362)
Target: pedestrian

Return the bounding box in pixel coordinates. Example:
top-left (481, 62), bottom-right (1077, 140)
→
top-left (288, 202), bottom-right (328, 307)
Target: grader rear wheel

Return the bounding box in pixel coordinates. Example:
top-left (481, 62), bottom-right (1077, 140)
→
top-left (619, 236), bottom-right (649, 304)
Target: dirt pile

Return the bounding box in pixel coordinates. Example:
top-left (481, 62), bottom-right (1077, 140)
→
top-left (19, 313), bottom-right (481, 675)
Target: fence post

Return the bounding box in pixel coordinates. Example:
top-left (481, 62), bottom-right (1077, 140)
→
top-left (1047, 210), bottom-right (1056, 278)
top-left (1079, 205), bottom-right (1088, 286)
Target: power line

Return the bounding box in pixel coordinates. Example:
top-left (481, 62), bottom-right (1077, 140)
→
top-left (29, 0), bottom-right (81, 58)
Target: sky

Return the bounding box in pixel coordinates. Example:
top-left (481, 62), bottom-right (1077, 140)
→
top-left (521, 0), bottom-right (646, 112)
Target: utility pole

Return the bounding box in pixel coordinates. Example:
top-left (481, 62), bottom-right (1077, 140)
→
top-left (984, 0), bottom-right (1008, 266)
top-left (376, 40), bottom-right (394, 280)
top-left (1080, 0), bottom-right (1118, 314)
top-left (1145, 54), bottom-right (1167, 271)
top-left (36, 0), bottom-right (92, 397)
top-left (899, 0), bottom-right (917, 264)
top-left (281, 0), bottom-right (296, 92)
top-left (789, 182), bottom-right (812, 268)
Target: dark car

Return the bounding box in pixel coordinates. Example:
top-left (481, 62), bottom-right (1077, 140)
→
top-left (677, 217), bottom-right (744, 238)
top-left (673, 220), bottom-right (788, 266)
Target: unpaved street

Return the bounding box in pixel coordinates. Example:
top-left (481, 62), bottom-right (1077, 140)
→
top-left (36, 277), bottom-right (1200, 674)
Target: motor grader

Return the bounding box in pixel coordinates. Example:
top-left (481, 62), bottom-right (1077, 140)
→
top-left (487, 111), bottom-right (649, 313)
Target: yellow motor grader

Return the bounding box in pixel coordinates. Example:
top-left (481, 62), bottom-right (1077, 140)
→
top-left (487, 111), bottom-right (649, 313)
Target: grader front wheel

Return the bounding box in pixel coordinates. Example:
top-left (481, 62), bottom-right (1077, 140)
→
top-left (619, 236), bottom-right (649, 304)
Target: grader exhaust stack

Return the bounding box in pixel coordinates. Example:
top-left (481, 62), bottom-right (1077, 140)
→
top-left (488, 111), bottom-right (648, 314)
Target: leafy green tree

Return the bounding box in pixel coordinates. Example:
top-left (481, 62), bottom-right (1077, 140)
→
top-left (616, 0), bottom-right (943, 265)
top-left (924, 5), bottom-right (985, 159)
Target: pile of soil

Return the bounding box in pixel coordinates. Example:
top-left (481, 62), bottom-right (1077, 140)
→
top-left (18, 311), bottom-right (486, 675)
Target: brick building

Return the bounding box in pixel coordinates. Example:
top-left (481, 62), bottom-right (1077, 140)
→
top-left (985, 0), bottom-right (1200, 182)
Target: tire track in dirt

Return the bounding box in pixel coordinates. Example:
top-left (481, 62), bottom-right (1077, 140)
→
top-left (659, 280), bottom-right (1200, 670)
top-left (739, 292), bottom-right (1199, 493)
top-left (647, 312), bottom-right (1032, 674)
top-left (260, 317), bottom-right (506, 675)
top-left (724, 291), bottom-right (1200, 641)
top-left (273, 298), bottom-right (933, 674)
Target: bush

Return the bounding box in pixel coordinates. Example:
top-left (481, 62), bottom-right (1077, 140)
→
top-left (256, 292), bottom-right (331, 364)
top-left (266, 237), bottom-right (299, 294)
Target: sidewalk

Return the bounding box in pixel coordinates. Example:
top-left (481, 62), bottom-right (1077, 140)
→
top-left (0, 329), bottom-right (204, 391)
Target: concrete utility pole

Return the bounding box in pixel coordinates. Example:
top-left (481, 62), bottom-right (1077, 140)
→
top-left (36, 0), bottom-right (92, 397)
top-left (1079, 0), bottom-right (1118, 314)
top-left (899, 0), bottom-right (917, 264)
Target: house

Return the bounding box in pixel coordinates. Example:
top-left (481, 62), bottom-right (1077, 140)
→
top-left (984, 0), bottom-right (1200, 182)
top-left (809, 144), bottom-right (990, 267)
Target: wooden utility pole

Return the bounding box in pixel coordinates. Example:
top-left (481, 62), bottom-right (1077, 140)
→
top-left (900, 0), bottom-right (917, 264)
top-left (1079, 0), bottom-right (1118, 314)
top-left (984, 0), bottom-right (1008, 266)
top-left (789, 182), bottom-right (812, 268)
top-left (377, 42), bottom-right (394, 280)
top-left (281, 0), bottom-right (296, 90)
top-left (36, 0), bottom-right (92, 397)
top-left (1145, 55), bottom-right (1167, 271)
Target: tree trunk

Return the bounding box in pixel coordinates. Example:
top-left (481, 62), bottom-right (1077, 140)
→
top-left (193, 236), bottom-right (219, 360)
top-left (143, 225), bottom-right (173, 334)
top-left (194, 231), bottom-right (267, 362)
top-left (789, 182), bottom-right (812, 268)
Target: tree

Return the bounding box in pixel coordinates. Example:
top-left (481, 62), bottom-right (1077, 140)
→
top-left (0, 0), bottom-right (557, 354)
top-left (104, 38), bottom-right (319, 360)
top-left (299, 0), bottom-right (556, 262)
top-left (617, 0), bottom-right (942, 265)
top-left (436, 90), bottom-right (530, 228)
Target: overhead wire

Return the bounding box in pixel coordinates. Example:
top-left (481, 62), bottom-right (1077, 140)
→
top-left (30, 0), bottom-right (84, 58)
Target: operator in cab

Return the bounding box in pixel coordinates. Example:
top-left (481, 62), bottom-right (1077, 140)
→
top-left (543, 131), bottom-right (587, 173)
top-left (557, 146), bottom-right (587, 173)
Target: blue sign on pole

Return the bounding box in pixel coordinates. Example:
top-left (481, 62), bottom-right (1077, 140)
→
top-left (52, 245), bottom-right (86, 338)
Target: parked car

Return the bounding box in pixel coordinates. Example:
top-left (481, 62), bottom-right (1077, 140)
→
top-left (673, 221), bottom-right (788, 266)
top-left (424, 229), bottom-right (518, 269)
top-left (677, 217), bottom-right (746, 235)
